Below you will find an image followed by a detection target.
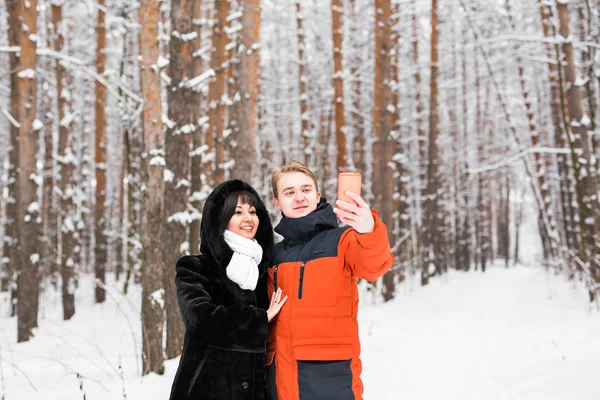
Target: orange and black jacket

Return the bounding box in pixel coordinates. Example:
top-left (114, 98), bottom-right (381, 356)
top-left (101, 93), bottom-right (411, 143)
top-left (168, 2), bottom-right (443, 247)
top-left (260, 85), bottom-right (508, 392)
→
top-left (266, 199), bottom-right (394, 400)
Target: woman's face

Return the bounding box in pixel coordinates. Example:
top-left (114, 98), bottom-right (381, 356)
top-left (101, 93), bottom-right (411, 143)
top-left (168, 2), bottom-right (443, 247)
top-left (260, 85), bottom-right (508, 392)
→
top-left (226, 199), bottom-right (259, 239)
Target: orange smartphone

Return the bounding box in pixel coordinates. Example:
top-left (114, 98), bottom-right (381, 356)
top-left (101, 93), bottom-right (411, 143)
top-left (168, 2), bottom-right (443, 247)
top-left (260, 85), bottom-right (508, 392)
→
top-left (337, 172), bottom-right (362, 204)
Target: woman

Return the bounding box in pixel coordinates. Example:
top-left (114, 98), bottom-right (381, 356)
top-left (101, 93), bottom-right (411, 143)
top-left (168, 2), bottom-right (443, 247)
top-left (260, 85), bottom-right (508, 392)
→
top-left (169, 179), bottom-right (287, 400)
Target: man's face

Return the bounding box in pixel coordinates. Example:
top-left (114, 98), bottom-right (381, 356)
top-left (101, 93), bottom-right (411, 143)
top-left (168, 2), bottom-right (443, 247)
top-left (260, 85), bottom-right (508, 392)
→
top-left (273, 172), bottom-right (321, 219)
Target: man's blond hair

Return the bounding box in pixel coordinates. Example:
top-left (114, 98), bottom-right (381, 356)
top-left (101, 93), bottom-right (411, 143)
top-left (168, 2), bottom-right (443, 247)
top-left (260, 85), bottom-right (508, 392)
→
top-left (271, 160), bottom-right (319, 198)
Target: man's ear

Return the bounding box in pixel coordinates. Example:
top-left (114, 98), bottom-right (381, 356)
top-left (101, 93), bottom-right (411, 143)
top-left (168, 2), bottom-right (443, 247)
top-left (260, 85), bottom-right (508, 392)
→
top-left (316, 192), bottom-right (321, 203)
top-left (273, 196), bottom-right (282, 211)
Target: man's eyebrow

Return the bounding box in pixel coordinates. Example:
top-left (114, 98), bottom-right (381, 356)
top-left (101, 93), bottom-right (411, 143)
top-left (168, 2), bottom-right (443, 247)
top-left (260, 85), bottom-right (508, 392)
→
top-left (281, 184), bottom-right (313, 192)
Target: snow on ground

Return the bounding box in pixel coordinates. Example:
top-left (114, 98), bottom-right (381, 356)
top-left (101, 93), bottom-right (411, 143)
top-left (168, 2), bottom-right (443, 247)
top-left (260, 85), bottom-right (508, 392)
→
top-left (0, 264), bottom-right (599, 400)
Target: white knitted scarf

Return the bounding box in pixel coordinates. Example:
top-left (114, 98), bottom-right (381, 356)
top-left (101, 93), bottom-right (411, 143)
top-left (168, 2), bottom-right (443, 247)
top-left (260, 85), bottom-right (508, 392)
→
top-left (223, 229), bottom-right (263, 290)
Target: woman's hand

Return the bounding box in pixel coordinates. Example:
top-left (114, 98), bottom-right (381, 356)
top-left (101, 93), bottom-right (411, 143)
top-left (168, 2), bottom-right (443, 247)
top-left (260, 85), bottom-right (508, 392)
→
top-left (267, 287), bottom-right (288, 322)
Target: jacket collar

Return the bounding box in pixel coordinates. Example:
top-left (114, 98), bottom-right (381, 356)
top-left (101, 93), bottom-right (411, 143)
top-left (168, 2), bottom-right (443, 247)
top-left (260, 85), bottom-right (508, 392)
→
top-left (274, 198), bottom-right (339, 244)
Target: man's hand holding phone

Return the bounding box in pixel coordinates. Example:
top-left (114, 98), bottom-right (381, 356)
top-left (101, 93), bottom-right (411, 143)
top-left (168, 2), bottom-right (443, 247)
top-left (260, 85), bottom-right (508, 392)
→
top-left (334, 173), bottom-right (375, 234)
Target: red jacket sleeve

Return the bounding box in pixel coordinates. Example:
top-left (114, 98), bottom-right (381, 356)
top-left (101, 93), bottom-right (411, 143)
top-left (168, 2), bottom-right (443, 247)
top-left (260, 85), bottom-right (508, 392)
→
top-left (338, 211), bottom-right (394, 282)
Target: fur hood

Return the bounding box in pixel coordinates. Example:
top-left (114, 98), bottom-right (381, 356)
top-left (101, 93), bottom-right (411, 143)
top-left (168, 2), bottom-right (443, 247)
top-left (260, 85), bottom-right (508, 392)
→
top-left (199, 179), bottom-right (273, 276)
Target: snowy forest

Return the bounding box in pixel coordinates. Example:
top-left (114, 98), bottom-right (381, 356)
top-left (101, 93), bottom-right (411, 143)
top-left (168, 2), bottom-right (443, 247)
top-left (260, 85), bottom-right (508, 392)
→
top-left (1, 0), bottom-right (600, 398)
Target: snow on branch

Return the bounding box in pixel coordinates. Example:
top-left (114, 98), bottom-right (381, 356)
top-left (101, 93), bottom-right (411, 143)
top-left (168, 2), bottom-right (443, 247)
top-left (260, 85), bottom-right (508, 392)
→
top-left (1, 108), bottom-right (21, 128)
top-left (193, 43), bottom-right (212, 59)
top-left (184, 69), bottom-right (215, 90)
top-left (468, 147), bottom-right (570, 175)
top-left (226, 11), bottom-right (243, 22)
top-left (0, 46), bottom-right (143, 110)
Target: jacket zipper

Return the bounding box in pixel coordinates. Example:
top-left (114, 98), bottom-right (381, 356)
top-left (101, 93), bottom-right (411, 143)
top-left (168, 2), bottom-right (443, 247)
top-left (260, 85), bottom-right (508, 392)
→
top-left (273, 264), bottom-right (279, 290)
top-left (298, 262), bottom-right (306, 299)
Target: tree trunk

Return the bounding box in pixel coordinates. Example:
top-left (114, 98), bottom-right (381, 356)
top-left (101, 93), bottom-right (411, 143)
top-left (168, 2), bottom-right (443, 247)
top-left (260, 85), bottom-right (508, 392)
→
top-left (226, 9), bottom-right (240, 182)
top-left (2, 0), bottom-right (21, 307)
top-left (52, 2), bottom-right (76, 320)
top-left (231, 0), bottom-right (260, 183)
top-left (122, 126), bottom-right (142, 295)
top-left (16, 0), bottom-right (40, 343)
top-left (115, 23), bottom-right (135, 282)
top-left (578, 2), bottom-right (598, 154)
top-left (538, 1), bottom-right (575, 259)
top-left (387, 1), bottom-right (406, 296)
top-left (94, 0), bottom-right (108, 303)
top-left (332, 0), bottom-right (347, 173)
top-left (422, 0), bottom-right (441, 282)
top-left (514, 186), bottom-right (524, 265)
top-left (459, 31), bottom-right (472, 272)
top-left (348, 0), bottom-right (364, 174)
top-left (41, 30), bottom-right (57, 285)
top-left (164, 0), bottom-right (194, 360)
top-left (139, 0), bottom-right (166, 375)
top-left (206, 0), bottom-right (231, 186)
top-left (318, 102), bottom-right (334, 197)
top-left (189, 0), bottom-right (204, 255)
top-left (556, 0), bottom-right (600, 300)
top-left (449, 14), bottom-right (460, 271)
top-left (412, 0), bottom-right (427, 276)
top-left (476, 78), bottom-right (492, 273)
top-left (295, 1), bottom-right (311, 166)
top-left (373, 0), bottom-right (395, 299)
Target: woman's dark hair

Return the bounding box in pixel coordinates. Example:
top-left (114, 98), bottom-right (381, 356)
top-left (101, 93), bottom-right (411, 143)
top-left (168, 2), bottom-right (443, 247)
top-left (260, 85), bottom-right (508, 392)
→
top-left (219, 190), bottom-right (259, 232)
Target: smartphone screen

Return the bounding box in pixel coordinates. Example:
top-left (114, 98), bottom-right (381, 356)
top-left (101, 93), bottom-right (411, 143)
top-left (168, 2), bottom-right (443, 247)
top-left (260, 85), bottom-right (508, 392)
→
top-left (337, 173), bottom-right (362, 204)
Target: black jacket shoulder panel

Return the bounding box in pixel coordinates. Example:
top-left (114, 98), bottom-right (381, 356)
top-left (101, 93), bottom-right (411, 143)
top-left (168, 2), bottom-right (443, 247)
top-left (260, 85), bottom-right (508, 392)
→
top-left (272, 199), bottom-right (351, 264)
top-left (273, 225), bottom-right (350, 263)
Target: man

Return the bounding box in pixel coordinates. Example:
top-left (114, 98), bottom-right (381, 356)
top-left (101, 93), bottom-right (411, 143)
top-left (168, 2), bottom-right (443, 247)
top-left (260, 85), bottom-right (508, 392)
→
top-left (266, 160), bottom-right (394, 400)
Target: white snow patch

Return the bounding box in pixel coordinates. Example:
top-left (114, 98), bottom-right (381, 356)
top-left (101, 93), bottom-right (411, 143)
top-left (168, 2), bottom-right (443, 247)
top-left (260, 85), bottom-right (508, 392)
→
top-left (18, 68), bottom-right (36, 79)
top-left (164, 169), bottom-right (175, 183)
top-left (150, 289), bottom-right (165, 308)
top-left (179, 241), bottom-right (190, 255)
top-left (0, 266), bottom-right (598, 399)
top-left (157, 55), bottom-right (169, 69)
top-left (27, 202), bottom-right (40, 213)
top-left (32, 119), bottom-right (43, 130)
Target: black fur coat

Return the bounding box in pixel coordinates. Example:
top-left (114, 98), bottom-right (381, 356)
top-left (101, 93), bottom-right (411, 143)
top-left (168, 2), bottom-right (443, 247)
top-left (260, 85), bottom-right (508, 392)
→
top-left (169, 180), bottom-right (273, 400)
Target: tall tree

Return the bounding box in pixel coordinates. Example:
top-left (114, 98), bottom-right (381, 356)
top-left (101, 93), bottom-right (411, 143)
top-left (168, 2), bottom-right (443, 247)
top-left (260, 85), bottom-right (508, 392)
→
top-left (139, 0), bottom-right (166, 374)
top-left (188, 0), bottom-right (204, 255)
top-left (556, 0), bottom-right (600, 300)
top-left (422, 0), bottom-right (441, 283)
top-left (2, 0), bottom-right (21, 305)
top-left (295, 0), bottom-right (311, 166)
top-left (206, 0), bottom-right (231, 186)
top-left (94, 0), bottom-right (108, 303)
top-left (538, 0), bottom-right (575, 257)
top-left (332, 0), bottom-right (347, 172)
top-left (120, 27), bottom-right (144, 295)
top-left (41, 16), bottom-right (57, 285)
top-left (474, 75), bottom-right (491, 273)
top-left (412, 0), bottom-right (427, 266)
top-left (457, 27), bottom-right (472, 271)
top-left (114, 8), bottom-right (137, 282)
top-left (226, 7), bottom-right (241, 180)
top-left (52, 1), bottom-right (77, 320)
top-left (230, 0), bottom-right (261, 183)
top-left (16, 0), bottom-right (41, 343)
top-left (164, 0), bottom-right (193, 360)
top-left (373, 0), bottom-right (395, 299)
top-left (348, 0), bottom-right (364, 173)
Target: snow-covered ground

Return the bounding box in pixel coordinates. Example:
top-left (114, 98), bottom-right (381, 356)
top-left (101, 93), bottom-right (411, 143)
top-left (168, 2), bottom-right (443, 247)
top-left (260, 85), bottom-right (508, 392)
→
top-left (0, 264), bottom-right (599, 400)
